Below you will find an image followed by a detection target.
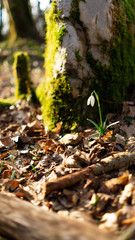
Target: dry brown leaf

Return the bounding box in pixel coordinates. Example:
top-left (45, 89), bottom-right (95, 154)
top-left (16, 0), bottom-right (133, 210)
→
top-left (38, 139), bottom-right (58, 152)
top-left (119, 182), bottom-right (135, 204)
top-left (59, 133), bottom-right (82, 145)
top-left (51, 121), bottom-right (63, 135)
top-left (1, 136), bottom-right (16, 148)
top-left (126, 137), bottom-right (135, 153)
top-left (122, 101), bottom-right (135, 117)
top-left (90, 193), bottom-right (111, 214)
top-left (101, 130), bottom-right (113, 142)
top-left (115, 134), bottom-right (125, 146)
top-left (27, 120), bottom-right (44, 130)
top-left (104, 171), bottom-right (130, 193)
top-left (2, 169), bottom-right (12, 179)
top-left (99, 212), bottom-right (119, 231)
top-left (0, 152), bottom-right (8, 160)
top-left (0, 163), bottom-right (13, 176)
top-left (5, 180), bottom-right (19, 191)
top-left (0, 123), bottom-right (20, 135)
top-left (120, 122), bottom-right (135, 138)
top-left (122, 217), bottom-right (135, 225)
top-left (20, 134), bottom-right (31, 143)
top-left (15, 187), bottom-right (33, 201)
top-left (120, 206), bottom-right (135, 220)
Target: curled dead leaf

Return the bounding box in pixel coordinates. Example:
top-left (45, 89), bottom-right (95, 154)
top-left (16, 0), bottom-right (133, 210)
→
top-left (4, 180), bottom-right (19, 191)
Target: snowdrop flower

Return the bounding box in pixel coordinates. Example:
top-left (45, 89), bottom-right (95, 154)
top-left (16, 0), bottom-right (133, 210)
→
top-left (87, 94), bottom-right (95, 107)
top-left (87, 90), bottom-right (119, 137)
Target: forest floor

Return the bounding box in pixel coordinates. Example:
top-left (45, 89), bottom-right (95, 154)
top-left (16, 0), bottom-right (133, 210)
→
top-left (0, 39), bottom-right (135, 240)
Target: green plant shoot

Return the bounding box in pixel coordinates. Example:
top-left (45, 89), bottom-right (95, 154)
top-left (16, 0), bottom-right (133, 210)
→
top-left (87, 90), bottom-right (119, 136)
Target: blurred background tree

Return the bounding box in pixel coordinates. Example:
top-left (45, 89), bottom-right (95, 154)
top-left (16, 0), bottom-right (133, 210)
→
top-left (0, 0), bottom-right (2, 39)
top-left (1, 0), bottom-right (46, 43)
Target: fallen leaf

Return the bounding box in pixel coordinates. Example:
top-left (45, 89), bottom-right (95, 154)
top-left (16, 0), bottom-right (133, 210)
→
top-left (1, 136), bottom-right (16, 148)
top-left (119, 182), bottom-right (135, 204)
top-left (122, 217), bottom-right (135, 225)
top-left (99, 212), bottom-right (119, 231)
top-left (2, 169), bottom-right (12, 179)
top-left (115, 134), bottom-right (125, 146)
top-left (126, 137), bottom-right (135, 153)
top-left (1, 152), bottom-right (8, 160)
top-left (5, 179), bottom-right (19, 191)
top-left (59, 133), bottom-right (82, 145)
top-left (102, 131), bottom-right (113, 142)
top-left (104, 171), bottom-right (130, 193)
top-left (51, 121), bottom-right (62, 135)
top-left (15, 187), bottom-right (33, 201)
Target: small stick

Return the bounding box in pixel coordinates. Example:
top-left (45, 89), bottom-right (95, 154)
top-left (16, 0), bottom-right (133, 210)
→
top-left (45, 167), bottom-right (92, 195)
top-left (45, 152), bottom-right (135, 196)
top-left (93, 151), bottom-right (135, 175)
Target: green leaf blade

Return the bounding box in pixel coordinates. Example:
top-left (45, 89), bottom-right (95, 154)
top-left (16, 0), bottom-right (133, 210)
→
top-left (106, 121), bottom-right (120, 129)
top-left (103, 114), bottom-right (108, 128)
top-left (87, 118), bottom-right (100, 131)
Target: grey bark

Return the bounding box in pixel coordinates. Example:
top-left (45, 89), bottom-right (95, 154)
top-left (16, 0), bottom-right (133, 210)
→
top-left (0, 193), bottom-right (116, 240)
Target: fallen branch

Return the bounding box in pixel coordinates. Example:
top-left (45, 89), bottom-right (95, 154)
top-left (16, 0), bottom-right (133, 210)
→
top-left (45, 151), bottom-right (135, 195)
top-left (45, 167), bottom-right (92, 195)
top-left (0, 193), bottom-right (115, 240)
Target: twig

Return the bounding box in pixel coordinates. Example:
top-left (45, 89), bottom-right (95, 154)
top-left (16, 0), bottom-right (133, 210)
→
top-left (45, 167), bottom-right (92, 195)
top-left (45, 152), bottom-right (135, 196)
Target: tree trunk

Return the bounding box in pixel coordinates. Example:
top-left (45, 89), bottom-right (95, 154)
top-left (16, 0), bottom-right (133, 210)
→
top-left (37, 0), bottom-right (135, 131)
top-left (0, 193), bottom-right (116, 240)
top-left (3, 0), bottom-right (43, 42)
top-left (0, 0), bottom-right (2, 39)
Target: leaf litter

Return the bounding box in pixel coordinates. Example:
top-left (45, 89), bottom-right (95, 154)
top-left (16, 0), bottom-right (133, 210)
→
top-left (0, 99), bottom-right (135, 239)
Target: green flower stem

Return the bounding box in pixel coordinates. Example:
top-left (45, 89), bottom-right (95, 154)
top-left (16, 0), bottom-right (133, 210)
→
top-left (93, 91), bottom-right (103, 128)
top-left (87, 90), bottom-right (119, 137)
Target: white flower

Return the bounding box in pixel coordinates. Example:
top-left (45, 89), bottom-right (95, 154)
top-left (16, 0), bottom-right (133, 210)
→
top-left (87, 95), bottom-right (95, 107)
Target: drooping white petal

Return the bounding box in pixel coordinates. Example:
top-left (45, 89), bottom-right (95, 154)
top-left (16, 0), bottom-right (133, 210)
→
top-left (87, 95), bottom-right (95, 107)
top-left (87, 96), bottom-right (91, 106)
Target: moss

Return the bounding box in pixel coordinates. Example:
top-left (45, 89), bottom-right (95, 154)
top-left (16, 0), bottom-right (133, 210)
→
top-left (41, 75), bottom-right (78, 131)
top-left (70, 0), bottom-right (86, 24)
top-left (75, 49), bottom-right (83, 62)
top-left (101, 40), bottom-right (109, 54)
top-left (37, 0), bottom-right (78, 131)
top-left (14, 52), bottom-right (37, 102)
top-left (0, 98), bottom-right (15, 109)
top-left (56, 25), bottom-right (67, 44)
top-left (86, 0), bottom-right (135, 113)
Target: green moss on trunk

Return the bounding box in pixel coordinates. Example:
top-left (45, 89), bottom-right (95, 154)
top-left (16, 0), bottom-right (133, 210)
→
top-left (14, 52), bottom-right (37, 102)
top-left (38, 0), bottom-right (135, 130)
top-left (87, 0), bottom-right (135, 113)
top-left (37, 1), bottom-right (78, 131)
top-left (0, 98), bottom-right (15, 109)
top-left (70, 0), bottom-right (86, 23)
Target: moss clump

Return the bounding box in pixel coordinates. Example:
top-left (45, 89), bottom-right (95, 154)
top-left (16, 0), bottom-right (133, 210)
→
top-left (75, 49), bottom-right (83, 63)
top-left (86, 0), bottom-right (135, 113)
top-left (56, 25), bottom-right (67, 44)
top-left (70, 0), bottom-right (86, 24)
top-left (37, 0), bottom-right (78, 131)
top-left (0, 98), bottom-right (15, 109)
top-left (14, 52), bottom-right (37, 102)
top-left (41, 75), bottom-right (77, 130)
